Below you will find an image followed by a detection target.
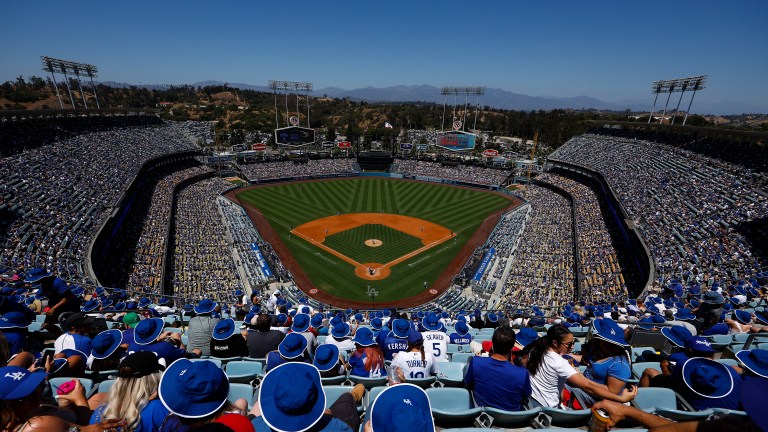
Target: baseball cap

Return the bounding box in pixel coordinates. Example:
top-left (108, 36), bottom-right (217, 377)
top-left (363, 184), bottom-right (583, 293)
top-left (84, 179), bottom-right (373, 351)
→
top-left (122, 312), bottom-right (141, 328)
top-left (370, 383), bottom-right (435, 432)
top-left (684, 336), bottom-right (717, 353)
top-left (159, 358), bottom-right (229, 418)
top-left (63, 312), bottom-right (95, 330)
top-left (118, 351), bottom-right (165, 378)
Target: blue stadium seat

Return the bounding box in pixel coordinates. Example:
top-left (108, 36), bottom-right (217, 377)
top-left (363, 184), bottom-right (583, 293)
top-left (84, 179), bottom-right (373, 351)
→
top-left (322, 385), bottom-right (363, 413)
top-left (632, 387), bottom-right (713, 421)
top-left (425, 387), bottom-right (483, 427)
top-left (189, 358), bottom-right (222, 368)
top-left (631, 362), bottom-right (660, 379)
top-left (210, 356), bottom-right (242, 365)
top-left (366, 386), bottom-right (387, 408)
top-left (320, 374), bottom-right (348, 386)
top-left (228, 383), bottom-right (256, 409)
top-left (404, 376), bottom-right (436, 389)
top-left (539, 406), bottom-right (592, 428)
top-left (451, 352), bottom-right (474, 364)
top-left (97, 379), bottom-right (116, 394)
top-left (436, 362), bottom-right (466, 387)
top-left (225, 361), bottom-right (263, 383)
top-left (348, 375), bottom-right (387, 389)
top-left (481, 406), bottom-right (542, 429)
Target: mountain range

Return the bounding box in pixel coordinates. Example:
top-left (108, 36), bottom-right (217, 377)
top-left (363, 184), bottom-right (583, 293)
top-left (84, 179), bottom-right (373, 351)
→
top-left (101, 81), bottom-right (763, 115)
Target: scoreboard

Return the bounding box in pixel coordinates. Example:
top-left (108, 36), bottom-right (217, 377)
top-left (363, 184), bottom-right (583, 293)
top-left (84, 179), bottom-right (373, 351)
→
top-left (436, 131), bottom-right (476, 151)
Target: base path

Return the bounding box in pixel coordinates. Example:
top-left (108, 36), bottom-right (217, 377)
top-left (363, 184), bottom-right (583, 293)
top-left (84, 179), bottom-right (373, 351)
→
top-left (291, 213), bottom-right (454, 281)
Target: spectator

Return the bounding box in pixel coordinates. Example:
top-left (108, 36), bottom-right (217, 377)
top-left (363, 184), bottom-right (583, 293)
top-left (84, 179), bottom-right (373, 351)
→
top-left (391, 330), bottom-right (438, 381)
top-left (381, 318), bottom-right (410, 361)
top-left (210, 318), bottom-right (248, 358)
top-left (187, 299), bottom-right (219, 357)
top-left (347, 328), bottom-right (384, 378)
top-left (290, 313), bottom-right (318, 358)
top-left (129, 318), bottom-right (198, 365)
top-left (672, 357), bottom-right (742, 411)
top-left (420, 313), bottom-right (449, 362)
top-left (464, 326), bottom-right (532, 411)
top-left (87, 329), bottom-right (126, 375)
top-left (325, 322), bottom-right (356, 353)
top-left (265, 333), bottom-right (309, 373)
top-left (448, 320), bottom-right (472, 346)
top-left (366, 383), bottom-right (435, 432)
top-left (313, 344), bottom-right (346, 378)
top-left (26, 268), bottom-right (80, 336)
top-left (247, 314), bottom-right (285, 359)
top-left (572, 318), bottom-right (632, 407)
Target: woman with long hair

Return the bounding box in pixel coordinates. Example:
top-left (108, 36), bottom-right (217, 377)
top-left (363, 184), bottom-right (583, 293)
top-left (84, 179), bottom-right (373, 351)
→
top-left (89, 351), bottom-right (167, 432)
top-left (390, 330), bottom-right (437, 380)
top-left (347, 328), bottom-right (384, 378)
top-left (526, 324), bottom-right (636, 408)
top-left (571, 319), bottom-right (632, 407)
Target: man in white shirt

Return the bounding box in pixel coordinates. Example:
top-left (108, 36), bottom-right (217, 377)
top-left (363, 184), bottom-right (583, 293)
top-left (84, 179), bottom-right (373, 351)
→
top-left (421, 312), bottom-right (449, 362)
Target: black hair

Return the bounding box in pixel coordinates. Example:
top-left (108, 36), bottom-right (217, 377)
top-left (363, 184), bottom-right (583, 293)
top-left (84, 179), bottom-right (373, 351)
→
top-left (491, 326), bottom-right (517, 357)
top-left (526, 325), bottom-right (572, 377)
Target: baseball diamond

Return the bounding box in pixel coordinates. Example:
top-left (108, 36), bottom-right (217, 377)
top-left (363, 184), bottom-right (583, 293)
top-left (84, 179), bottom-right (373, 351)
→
top-left (229, 177), bottom-right (520, 307)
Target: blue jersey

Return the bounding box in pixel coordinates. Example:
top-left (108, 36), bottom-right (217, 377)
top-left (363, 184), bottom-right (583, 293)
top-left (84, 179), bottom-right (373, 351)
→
top-left (382, 334), bottom-right (409, 361)
top-left (449, 332), bottom-right (472, 345)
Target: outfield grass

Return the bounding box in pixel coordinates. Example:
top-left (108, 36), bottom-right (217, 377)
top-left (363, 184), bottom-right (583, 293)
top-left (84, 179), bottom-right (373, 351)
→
top-left (236, 178), bottom-right (511, 303)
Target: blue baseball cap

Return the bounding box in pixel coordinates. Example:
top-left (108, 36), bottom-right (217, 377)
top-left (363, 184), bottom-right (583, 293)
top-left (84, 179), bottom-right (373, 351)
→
top-left (735, 349), bottom-right (768, 378)
top-left (159, 358), bottom-right (229, 418)
top-left (0, 367), bottom-right (47, 400)
top-left (661, 325), bottom-right (693, 348)
top-left (279, 333), bottom-right (307, 359)
top-left (91, 329), bottom-right (123, 360)
top-left (591, 318), bottom-right (628, 347)
top-left (134, 318), bottom-right (164, 345)
top-left (331, 322), bottom-right (350, 339)
top-left (212, 318), bottom-right (236, 341)
top-left (313, 344), bottom-right (340, 372)
top-left (370, 383), bottom-right (435, 432)
top-left (391, 318), bottom-right (411, 338)
top-left (292, 313), bottom-right (311, 333)
top-left (259, 363), bottom-right (326, 432)
top-left (194, 299), bottom-right (216, 315)
top-left (681, 358), bottom-right (734, 399)
top-left (422, 312), bottom-right (442, 331)
top-left (352, 327), bottom-right (376, 347)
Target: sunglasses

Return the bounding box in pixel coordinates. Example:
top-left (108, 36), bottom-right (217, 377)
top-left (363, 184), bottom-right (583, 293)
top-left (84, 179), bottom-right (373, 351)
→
top-left (559, 341), bottom-right (576, 348)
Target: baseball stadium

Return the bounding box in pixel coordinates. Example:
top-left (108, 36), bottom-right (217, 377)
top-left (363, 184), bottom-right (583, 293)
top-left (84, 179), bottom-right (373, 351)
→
top-left (2, 70), bottom-right (768, 432)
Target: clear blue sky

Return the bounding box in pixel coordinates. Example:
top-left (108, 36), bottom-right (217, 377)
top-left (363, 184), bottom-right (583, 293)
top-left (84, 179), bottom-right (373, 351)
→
top-left (2, 0), bottom-right (767, 112)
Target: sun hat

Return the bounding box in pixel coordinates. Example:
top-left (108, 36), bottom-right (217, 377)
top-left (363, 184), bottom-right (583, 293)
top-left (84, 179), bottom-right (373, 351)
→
top-left (279, 333), bottom-right (308, 359)
top-left (516, 327), bottom-right (539, 348)
top-left (733, 310), bottom-right (752, 325)
top-left (114, 301), bottom-right (126, 311)
top-left (702, 291), bottom-right (725, 305)
top-left (0, 367), bottom-right (47, 400)
top-left (310, 313), bottom-right (324, 328)
top-left (422, 312), bottom-right (442, 331)
top-left (63, 312), bottom-right (95, 329)
top-left (754, 310), bottom-right (768, 325)
top-left (24, 268), bottom-right (52, 283)
top-left (101, 298), bottom-right (113, 308)
top-left (391, 318), bottom-right (411, 338)
top-left (212, 318), bottom-right (236, 341)
top-left (138, 297), bottom-right (151, 308)
top-left (454, 320), bottom-right (469, 336)
top-left (118, 351), bottom-right (165, 378)
top-left (81, 298), bottom-right (100, 313)
top-left (661, 325), bottom-right (693, 348)
top-left (331, 322), bottom-right (351, 339)
top-left (194, 299), bottom-right (217, 315)
top-left (591, 318), bottom-right (628, 347)
top-left (684, 336), bottom-right (717, 353)
top-left (134, 317), bottom-right (165, 345)
top-left (370, 318), bottom-right (383, 331)
top-left (673, 308), bottom-right (696, 321)
top-left (288, 310), bottom-right (297, 318)
top-left (352, 327), bottom-right (376, 347)
top-left (158, 297), bottom-right (170, 306)
top-left (354, 313), bottom-right (364, 322)
top-left (740, 376), bottom-right (768, 432)
top-left (126, 301), bottom-right (138, 311)
top-left (313, 344), bottom-right (340, 372)
top-left (159, 358), bottom-right (229, 418)
top-left (735, 349), bottom-right (768, 378)
top-left (122, 311), bottom-right (141, 328)
top-left (291, 313), bottom-right (311, 333)
top-left (0, 311), bottom-right (33, 329)
top-left (91, 329), bottom-right (123, 360)
top-left (370, 383), bottom-right (435, 432)
top-left (258, 363), bottom-right (326, 432)
top-left (681, 357), bottom-right (734, 399)
top-left (487, 312), bottom-right (499, 323)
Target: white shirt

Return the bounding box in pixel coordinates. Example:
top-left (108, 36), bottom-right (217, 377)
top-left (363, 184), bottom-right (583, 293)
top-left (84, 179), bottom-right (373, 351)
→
top-left (421, 331), bottom-right (449, 362)
top-left (323, 337), bottom-right (356, 353)
top-left (529, 350), bottom-right (578, 408)
top-left (391, 350), bottom-right (438, 379)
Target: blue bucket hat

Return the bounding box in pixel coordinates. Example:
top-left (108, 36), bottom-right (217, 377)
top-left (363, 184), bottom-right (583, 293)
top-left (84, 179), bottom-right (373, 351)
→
top-left (126, 301), bottom-right (138, 311)
top-left (354, 313), bottom-right (364, 322)
top-left (591, 318), bottom-right (628, 347)
top-left (487, 312), bottom-right (498, 323)
top-left (259, 363), bottom-right (326, 432)
top-left (685, 336), bottom-right (717, 353)
top-left (24, 268), bottom-right (52, 283)
top-left (674, 308), bottom-right (695, 321)
top-left (391, 318), bottom-right (411, 338)
top-left (741, 377), bottom-right (768, 432)
top-left (313, 344), bottom-right (340, 372)
top-left (158, 297), bottom-right (170, 306)
top-left (114, 301), bottom-right (126, 311)
top-left (159, 358), bottom-right (229, 418)
top-left (661, 325), bottom-right (693, 348)
top-left (733, 310), bottom-right (752, 325)
top-left (0, 367), bottom-right (47, 400)
top-left (516, 327), bottom-right (539, 347)
top-left (331, 322), bottom-right (350, 339)
top-left (736, 349), bottom-right (768, 379)
top-left (212, 318), bottom-right (236, 341)
top-left (292, 313), bottom-right (311, 333)
top-left (681, 358), bottom-right (734, 399)
top-left (194, 299), bottom-right (216, 315)
top-left (370, 383), bottom-right (435, 432)
top-left (352, 327), bottom-right (376, 347)
top-left (289, 310), bottom-right (297, 318)
top-left (101, 298), bottom-right (113, 308)
top-left (310, 313), bottom-right (324, 328)
top-left (754, 310), bottom-right (768, 325)
top-left (454, 320), bottom-right (469, 336)
top-left (422, 312), bottom-right (442, 331)
top-left (407, 329), bottom-right (424, 345)
top-left (277, 313), bottom-right (288, 326)
top-left (134, 318), bottom-right (165, 345)
top-left (81, 298), bottom-right (100, 313)
top-left (91, 329), bottom-right (123, 360)
top-left (138, 297), bottom-right (151, 308)
top-left (370, 318), bottom-right (383, 331)
top-left (279, 333), bottom-right (308, 359)
top-left (0, 311), bottom-right (33, 329)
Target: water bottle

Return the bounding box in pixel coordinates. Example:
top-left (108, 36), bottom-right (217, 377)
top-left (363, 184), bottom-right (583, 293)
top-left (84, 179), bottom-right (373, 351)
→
top-left (386, 366), bottom-right (401, 385)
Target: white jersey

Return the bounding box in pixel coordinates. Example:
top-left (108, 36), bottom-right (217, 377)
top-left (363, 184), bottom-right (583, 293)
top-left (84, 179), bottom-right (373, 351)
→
top-left (421, 330), bottom-right (449, 362)
top-left (391, 350), bottom-right (438, 379)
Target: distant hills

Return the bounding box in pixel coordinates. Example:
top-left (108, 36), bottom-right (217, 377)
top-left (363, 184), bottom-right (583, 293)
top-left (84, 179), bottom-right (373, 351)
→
top-left (100, 81), bottom-right (763, 115)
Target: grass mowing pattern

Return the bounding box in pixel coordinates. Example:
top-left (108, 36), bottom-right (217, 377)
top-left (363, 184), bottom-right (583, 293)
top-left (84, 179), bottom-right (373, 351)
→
top-left (323, 224), bottom-right (424, 264)
top-left (236, 178), bottom-right (511, 303)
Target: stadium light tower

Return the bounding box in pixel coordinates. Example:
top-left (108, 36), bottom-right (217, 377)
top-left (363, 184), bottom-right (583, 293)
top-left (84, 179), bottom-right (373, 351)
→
top-left (269, 80), bottom-right (314, 128)
top-left (440, 86), bottom-right (486, 131)
top-left (41, 56), bottom-right (101, 109)
top-left (647, 75), bottom-right (706, 125)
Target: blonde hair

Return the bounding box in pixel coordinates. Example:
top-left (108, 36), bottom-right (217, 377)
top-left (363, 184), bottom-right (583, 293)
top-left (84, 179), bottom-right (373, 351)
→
top-left (102, 372), bottom-right (162, 431)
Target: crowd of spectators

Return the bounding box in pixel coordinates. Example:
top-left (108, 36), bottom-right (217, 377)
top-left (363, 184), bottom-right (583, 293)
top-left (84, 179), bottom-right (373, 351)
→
top-left (394, 159), bottom-right (511, 186)
top-left (550, 133), bottom-right (768, 289)
top-left (238, 158), bottom-right (356, 181)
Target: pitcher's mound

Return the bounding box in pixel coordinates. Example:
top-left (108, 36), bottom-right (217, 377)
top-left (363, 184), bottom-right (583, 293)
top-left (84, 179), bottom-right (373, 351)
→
top-left (364, 239), bottom-right (383, 247)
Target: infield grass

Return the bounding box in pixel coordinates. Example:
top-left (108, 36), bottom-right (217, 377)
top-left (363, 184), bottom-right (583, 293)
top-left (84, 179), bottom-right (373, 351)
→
top-left (236, 178), bottom-right (511, 303)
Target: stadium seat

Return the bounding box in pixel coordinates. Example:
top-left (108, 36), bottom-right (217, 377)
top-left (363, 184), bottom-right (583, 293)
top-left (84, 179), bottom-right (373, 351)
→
top-left (49, 377), bottom-right (96, 399)
top-left (225, 361), bottom-right (263, 383)
top-left (404, 375), bottom-right (436, 389)
top-left (539, 406), bottom-right (592, 428)
top-left (631, 362), bottom-right (660, 379)
top-left (570, 326), bottom-right (588, 337)
top-left (715, 358), bottom-right (739, 367)
top-left (451, 352), bottom-right (474, 364)
top-left (209, 356), bottom-right (242, 365)
top-left (632, 387), bottom-right (713, 421)
top-left (323, 385), bottom-right (363, 413)
top-left (436, 362), bottom-right (466, 387)
top-left (425, 388), bottom-right (483, 427)
top-left (732, 333), bottom-right (750, 344)
top-left (481, 405), bottom-right (542, 429)
top-left (631, 346), bottom-right (655, 362)
top-left (447, 344), bottom-right (462, 355)
top-left (708, 334), bottom-right (732, 350)
top-left (27, 322), bottom-right (43, 333)
top-left (366, 386), bottom-right (387, 408)
top-left (320, 374), bottom-right (348, 386)
top-left (348, 375), bottom-right (387, 389)
top-left (165, 327), bottom-right (183, 335)
top-left (228, 383), bottom-right (256, 409)
top-left (97, 379), bottom-right (116, 394)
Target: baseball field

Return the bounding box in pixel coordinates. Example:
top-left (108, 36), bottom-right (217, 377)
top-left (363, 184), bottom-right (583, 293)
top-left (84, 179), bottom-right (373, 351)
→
top-left (230, 178), bottom-right (518, 307)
